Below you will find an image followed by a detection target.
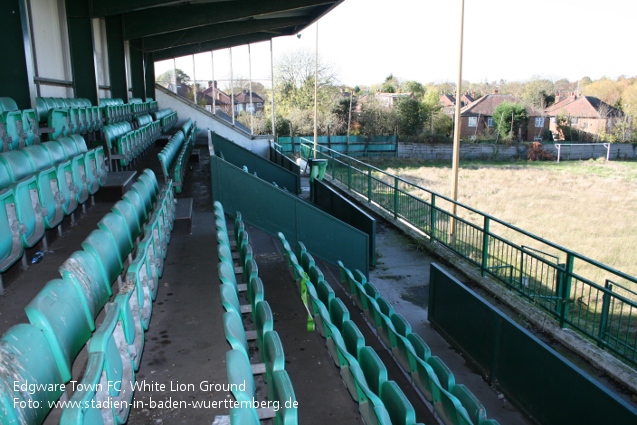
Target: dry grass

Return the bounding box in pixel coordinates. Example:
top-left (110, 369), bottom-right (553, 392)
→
top-left (368, 158), bottom-right (637, 283)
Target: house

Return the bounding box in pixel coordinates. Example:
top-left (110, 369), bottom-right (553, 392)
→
top-left (459, 91), bottom-right (549, 141)
top-left (545, 94), bottom-right (621, 140)
top-left (375, 91), bottom-right (417, 108)
top-left (440, 92), bottom-right (475, 116)
top-left (202, 81), bottom-right (232, 115)
top-left (233, 90), bottom-right (266, 116)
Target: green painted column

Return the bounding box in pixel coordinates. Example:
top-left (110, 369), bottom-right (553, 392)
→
top-left (0, 0), bottom-right (36, 109)
top-left (145, 51), bottom-right (155, 100)
top-left (66, 0), bottom-right (98, 105)
top-left (105, 15), bottom-right (128, 100)
top-left (129, 39), bottom-right (145, 99)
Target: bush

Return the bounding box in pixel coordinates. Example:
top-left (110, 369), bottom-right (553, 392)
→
top-left (527, 142), bottom-right (555, 161)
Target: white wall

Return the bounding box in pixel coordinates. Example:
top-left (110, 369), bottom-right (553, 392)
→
top-left (155, 84), bottom-right (271, 157)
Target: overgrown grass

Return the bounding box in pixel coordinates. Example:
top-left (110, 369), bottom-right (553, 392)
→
top-left (366, 157), bottom-right (637, 280)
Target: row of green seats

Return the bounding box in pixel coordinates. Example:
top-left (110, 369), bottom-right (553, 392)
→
top-left (129, 97), bottom-right (159, 116)
top-left (37, 97), bottom-right (105, 139)
top-left (337, 261), bottom-right (501, 425)
top-left (0, 97), bottom-right (40, 152)
top-left (0, 169), bottom-right (175, 424)
top-left (278, 232), bottom-right (423, 425)
top-left (0, 136), bottom-right (106, 293)
top-left (215, 202), bottom-right (297, 424)
top-left (101, 117), bottom-right (160, 171)
top-left (152, 108), bottom-right (178, 133)
top-left (157, 118), bottom-right (195, 193)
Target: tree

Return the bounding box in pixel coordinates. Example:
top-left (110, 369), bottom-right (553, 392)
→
top-left (492, 102), bottom-right (528, 142)
top-left (522, 77), bottom-right (555, 109)
top-left (395, 98), bottom-right (425, 137)
top-left (156, 68), bottom-right (191, 86)
top-left (358, 97), bottom-right (396, 138)
top-left (583, 77), bottom-right (623, 108)
top-left (401, 80), bottom-right (425, 99)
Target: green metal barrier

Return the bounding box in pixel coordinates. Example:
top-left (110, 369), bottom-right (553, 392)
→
top-left (428, 263), bottom-right (637, 425)
top-left (270, 142), bottom-right (301, 178)
top-left (211, 132), bottom-right (300, 194)
top-left (312, 179), bottom-right (376, 266)
top-left (278, 135), bottom-right (397, 157)
top-left (300, 141), bottom-right (637, 367)
top-left (210, 143), bottom-right (369, 276)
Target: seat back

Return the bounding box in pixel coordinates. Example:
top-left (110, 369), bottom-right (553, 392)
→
top-left (81, 228), bottom-right (124, 286)
top-left (25, 278), bottom-right (94, 382)
top-left (263, 330), bottom-right (285, 400)
top-left (255, 300), bottom-right (274, 353)
top-left (226, 349), bottom-right (255, 402)
top-left (98, 212), bottom-right (135, 265)
top-left (223, 310), bottom-right (249, 355)
top-left (379, 380), bottom-right (417, 425)
top-left (359, 346), bottom-right (388, 396)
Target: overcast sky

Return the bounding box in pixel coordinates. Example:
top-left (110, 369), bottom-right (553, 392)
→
top-left (155, 0), bottom-right (636, 88)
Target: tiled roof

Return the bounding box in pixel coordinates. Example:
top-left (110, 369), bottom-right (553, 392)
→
top-left (234, 91), bottom-right (265, 104)
top-left (546, 95), bottom-right (620, 118)
top-left (461, 94), bottom-right (543, 117)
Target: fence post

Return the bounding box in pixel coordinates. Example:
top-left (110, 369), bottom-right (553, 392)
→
top-left (347, 157), bottom-right (352, 189)
top-left (430, 194), bottom-right (436, 242)
top-left (393, 178), bottom-right (399, 220)
top-left (481, 216), bottom-right (490, 277)
top-left (598, 280), bottom-right (612, 348)
top-left (558, 253), bottom-right (574, 327)
top-left (367, 167), bottom-right (372, 202)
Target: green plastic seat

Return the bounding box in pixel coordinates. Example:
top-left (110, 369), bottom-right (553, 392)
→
top-left (388, 312), bottom-right (414, 371)
top-left (98, 212), bottom-right (134, 265)
top-left (0, 188), bottom-right (24, 276)
top-left (219, 260), bottom-right (239, 292)
top-left (229, 406), bottom-right (260, 425)
top-left (112, 199), bottom-right (143, 243)
top-left (272, 369), bottom-right (298, 425)
top-left (51, 138), bottom-right (89, 204)
top-left (58, 250), bottom-right (112, 324)
top-left (373, 297), bottom-right (395, 347)
top-left (317, 279), bottom-right (335, 310)
top-left (452, 384), bottom-right (487, 425)
top-left (301, 250), bottom-right (316, 273)
top-left (81, 228), bottom-right (124, 287)
top-left (220, 282), bottom-right (243, 315)
top-left (126, 238), bottom-right (157, 328)
top-left (25, 278), bottom-right (94, 382)
top-left (37, 143), bottom-right (78, 215)
top-left (244, 258), bottom-right (258, 285)
top-left (336, 320), bottom-right (365, 399)
top-left (0, 324), bottom-right (65, 425)
top-left (137, 169), bottom-right (159, 204)
top-left (263, 330), bottom-right (285, 400)
top-left (226, 349), bottom-right (255, 403)
top-left (249, 276), bottom-right (264, 322)
top-left (308, 264), bottom-right (324, 286)
top-left (255, 300), bottom-right (274, 353)
top-left (350, 362), bottom-right (393, 425)
top-left (112, 285), bottom-right (145, 371)
top-left (329, 296), bottom-right (350, 332)
top-left (359, 346), bottom-right (388, 397)
top-left (0, 165), bottom-right (45, 248)
top-left (428, 356), bottom-right (472, 425)
top-left (223, 310), bottom-right (249, 357)
top-left (379, 380), bottom-right (424, 425)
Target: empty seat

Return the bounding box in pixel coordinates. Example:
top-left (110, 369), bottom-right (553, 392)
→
top-left (0, 323), bottom-right (65, 424)
top-left (388, 313), bottom-right (414, 371)
top-left (81, 228), bottom-right (125, 289)
top-left (379, 380), bottom-right (424, 425)
top-left (25, 278), bottom-right (94, 382)
top-left (255, 300), bottom-right (274, 353)
top-left (263, 331), bottom-right (285, 401)
top-left (0, 188), bottom-right (24, 288)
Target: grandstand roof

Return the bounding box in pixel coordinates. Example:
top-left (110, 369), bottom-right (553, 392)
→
top-left (90, 0), bottom-right (344, 61)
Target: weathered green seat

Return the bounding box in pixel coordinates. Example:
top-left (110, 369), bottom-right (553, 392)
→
top-left (379, 380), bottom-right (424, 425)
top-left (249, 277), bottom-right (265, 323)
top-left (0, 188), bottom-right (23, 282)
top-left (98, 212), bottom-right (134, 265)
top-left (37, 142), bottom-right (78, 215)
top-left (62, 302), bottom-right (136, 425)
top-left (130, 181), bottom-right (153, 218)
top-left (59, 250), bottom-right (112, 325)
top-left (25, 278), bottom-right (94, 382)
top-left (55, 137), bottom-right (89, 204)
top-left (226, 349), bottom-right (255, 402)
top-left (112, 199), bottom-right (143, 243)
top-left (123, 188), bottom-right (148, 229)
top-left (125, 239), bottom-right (156, 329)
top-left (137, 168), bottom-right (159, 204)
top-left (0, 323), bottom-right (65, 425)
top-left (81, 228), bottom-right (124, 288)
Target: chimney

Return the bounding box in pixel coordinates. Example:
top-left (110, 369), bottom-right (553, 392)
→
top-left (555, 93), bottom-right (561, 103)
top-left (494, 89), bottom-right (499, 94)
top-left (208, 80), bottom-right (213, 88)
top-left (471, 91), bottom-right (476, 99)
top-left (214, 80), bottom-right (218, 89)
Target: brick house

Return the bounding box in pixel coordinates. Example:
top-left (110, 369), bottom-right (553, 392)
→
top-left (458, 92), bottom-right (549, 141)
top-left (440, 92), bottom-right (474, 116)
top-left (233, 91), bottom-right (266, 116)
top-left (545, 94), bottom-right (621, 140)
top-left (202, 81), bottom-right (232, 115)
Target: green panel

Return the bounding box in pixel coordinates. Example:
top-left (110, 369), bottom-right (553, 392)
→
top-left (211, 133), bottom-right (300, 194)
top-left (0, 0), bottom-right (35, 109)
top-left (105, 15), bottom-right (128, 100)
top-left (312, 179), bottom-right (376, 266)
top-left (129, 39), bottom-right (145, 99)
top-left (66, 0), bottom-right (98, 105)
top-left (144, 52), bottom-right (155, 100)
top-left (428, 263), bottom-right (637, 425)
top-left (210, 154), bottom-right (368, 276)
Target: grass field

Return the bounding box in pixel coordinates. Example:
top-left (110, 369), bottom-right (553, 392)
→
top-left (366, 157), bottom-right (637, 281)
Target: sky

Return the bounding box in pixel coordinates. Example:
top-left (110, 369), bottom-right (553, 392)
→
top-left (155, 0), bottom-right (637, 89)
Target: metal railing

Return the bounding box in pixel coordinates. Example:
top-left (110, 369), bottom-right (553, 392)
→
top-left (299, 139), bottom-right (637, 366)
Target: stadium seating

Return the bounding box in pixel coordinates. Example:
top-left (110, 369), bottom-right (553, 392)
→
top-left (157, 122), bottom-right (196, 193)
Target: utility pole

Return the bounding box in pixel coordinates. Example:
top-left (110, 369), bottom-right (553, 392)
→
top-left (313, 21), bottom-right (319, 158)
top-left (450, 0), bottom-right (465, 240)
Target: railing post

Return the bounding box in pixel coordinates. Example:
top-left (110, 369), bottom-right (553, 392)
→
top-left (347, 157), bottom-right (352, 189)
top-left (331, 154), bottom-right (335, 180)
top-left (558, 253), bottom-right (574, 327)
top-left (393, 177), bottom-right (399, 220)
top-left (598, 280), bottom-right (612, 348)
top-left (367, 167), bottom-right (372, 203)
top-left (430, 194), bottom-right (436, 242)
top-left (481, 216), bottom-right (490, 277)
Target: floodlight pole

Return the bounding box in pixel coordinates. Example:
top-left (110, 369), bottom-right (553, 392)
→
top-left (313, 21), bottom-right (319, 158)
top-left (211, 50), bottom-right (216, 114)
top-left (192, 54), bottom-right (197, 105)
top-left (230, 48), bottom-right (235, 125)
top-left (450, 0), bottom-right (465, 241)
top-left (270, 40), bottom-right (276, 143)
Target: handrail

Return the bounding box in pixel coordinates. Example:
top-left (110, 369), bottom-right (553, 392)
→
top-left (299, 140), bottom-right (637, 366)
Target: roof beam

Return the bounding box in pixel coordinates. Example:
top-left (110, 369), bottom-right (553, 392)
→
top-left (142, 17), bottom-right (307, 52)
top-left (123, 0), bottom-right (335, 40)
top-left (91, 0), bottom-right (185, 17)
top-left (152, 31), bottom-right (293, 61)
